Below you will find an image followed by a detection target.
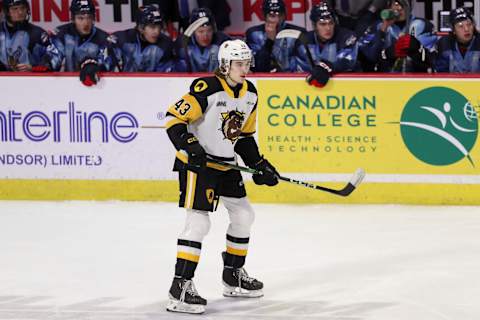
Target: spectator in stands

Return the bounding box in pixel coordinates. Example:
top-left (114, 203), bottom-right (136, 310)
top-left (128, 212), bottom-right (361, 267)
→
top-left (359, 0), bottom-right (437, 72)
top-left (197, 0), bottom-right (231, 31)
top-left (280, 3), bottom-right (359, 74)
top-left (112, 5), bottom-right (175, 72)
top-left (50, 0), bottom-right (115, 86)
top-left (324, 0), bottom-right (388, 36)
top-left (246, 0), bottom-right (305, 72)
top-left (0, 0), bottom-right (59, 72)
top-left (174, 7), bottom-right (230, 72)
top-left (435, 7), bottom-right (480, 73)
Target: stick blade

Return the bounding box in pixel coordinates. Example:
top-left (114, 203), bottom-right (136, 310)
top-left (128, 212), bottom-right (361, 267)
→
top-left (350, 168), bottom-right (366, 187)
top-left (184, 17), bottom-right (209, 37)
top-left (276, 29), bottom-right (302, 40)
top-left (336, 168), bottom-right (366, 196)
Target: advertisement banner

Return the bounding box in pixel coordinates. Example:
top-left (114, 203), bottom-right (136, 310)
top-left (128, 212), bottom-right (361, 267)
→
top-left (0, 76), bottom-right (196, 180)
top-left (257, 77), bottom-right (480, 182)
top-left (6, 0), bottom-right (480, 34)
top-left (2, 74), bottom-right (480, 204)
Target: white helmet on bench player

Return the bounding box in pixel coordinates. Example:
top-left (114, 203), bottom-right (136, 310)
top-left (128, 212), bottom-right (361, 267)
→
top-left (218, 40), bottom-right (253, 75)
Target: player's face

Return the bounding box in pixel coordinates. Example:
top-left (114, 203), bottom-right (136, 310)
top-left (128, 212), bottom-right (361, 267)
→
top-left (8, 4), bottom-right (28, 23)
top-left (141, 24), bottom-right (161, 43)
top-left (453, 19), bottom-right (475, 44)
top-left (315, 19), bottom-right (335, 42)
top-left (391, 1), bottom-right (406, 21)
top-left (194, 25), bottom-right (214, 47)
top-left (74, 14), bottom-right (94, 36)
top-left (265, 12), bottom-right (285, 23)
top-left (228, 60), bottom-right (251, 84)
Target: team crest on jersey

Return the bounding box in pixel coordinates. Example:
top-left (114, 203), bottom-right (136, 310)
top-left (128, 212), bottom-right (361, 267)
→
top-left (220, 110), bottom-right (245, 143)
top-left (206, 189), bottom-right (215, 204)
top-left (193, 80), bottom-right (208, 93)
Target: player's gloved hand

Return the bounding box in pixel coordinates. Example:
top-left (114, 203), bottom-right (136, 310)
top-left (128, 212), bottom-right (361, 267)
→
top-left (181, 132), bottom-right (207, 170)
top-left (394, 34), bottom-right (421, 58)
top-left (306, 60), bottom-right (333, 88)
top-left (252, 158), bottom-right (279, 186)
top-left (80, 59), bottom-right (100, 86)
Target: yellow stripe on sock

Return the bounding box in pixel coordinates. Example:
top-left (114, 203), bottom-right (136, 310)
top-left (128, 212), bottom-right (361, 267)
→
top-left (226, 246), bottom-right (248, 256)
top-left (177, 251), bottom-right (200, 263)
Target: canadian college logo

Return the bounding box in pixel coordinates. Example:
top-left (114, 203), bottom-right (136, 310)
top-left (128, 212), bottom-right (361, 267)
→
top-left (399, 87), bottom-right (478, 166)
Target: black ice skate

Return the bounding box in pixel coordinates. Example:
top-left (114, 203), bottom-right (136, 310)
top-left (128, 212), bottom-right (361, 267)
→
top-left (222, 266), bottom-right (264, 298)
top-left (166, 277), bottom-right (207, 314)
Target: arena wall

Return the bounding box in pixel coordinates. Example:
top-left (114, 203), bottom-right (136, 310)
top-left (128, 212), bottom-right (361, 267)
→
top-left (1, 73), bottom-right (479, 204)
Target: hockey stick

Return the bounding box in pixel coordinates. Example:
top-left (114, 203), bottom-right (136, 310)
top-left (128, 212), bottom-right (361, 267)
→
top-left (141, 125), bottom-right (165, 129)
top-left (207, 158), bottom-right (365, 197)
top-left (182, 16), bottom-right (209, 72)
top-left (276, 29), bottom-right (315, 69)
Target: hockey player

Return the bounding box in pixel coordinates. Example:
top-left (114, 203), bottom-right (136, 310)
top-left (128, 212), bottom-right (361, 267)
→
top-left (164, 39), bottom-right (279, 314)
top-left (286, 3), bottom-right (359, 88)
top-left (435, 7), bottom-right (480, 73)
top-left (246, 0), bottom-right (305, 72)
top-left (0, 0), bottom-right (59, 72)
top-left (50, 0), bottom-right (115, 85)
top-left (174, 7), bottom-right (230, 72)
top-left (323, 0), bottom-right (388, 36)
top-left (359, 0), bottom-right (437, 72)
top-left (112, 5), bottom-right (175, 72)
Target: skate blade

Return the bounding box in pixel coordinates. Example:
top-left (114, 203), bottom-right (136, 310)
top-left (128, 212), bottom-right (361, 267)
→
top-left (166, 297), bottom-right (205, 314)
top-left (223, 284), bottom-right (264, 298)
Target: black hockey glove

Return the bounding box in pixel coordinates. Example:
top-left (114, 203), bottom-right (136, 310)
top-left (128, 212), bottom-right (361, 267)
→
top-left (80, 59), bottom-right (100, 86)
top-left (306, 60), bottom-right (333, 88)
top-left (181, 132), bottom-right (207, 170)
top-left (252, 158), bottom-right (279, 186)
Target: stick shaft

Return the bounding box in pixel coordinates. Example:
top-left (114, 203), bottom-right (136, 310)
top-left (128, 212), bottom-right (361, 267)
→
top-left (207, 159), bottom-right (361, 197)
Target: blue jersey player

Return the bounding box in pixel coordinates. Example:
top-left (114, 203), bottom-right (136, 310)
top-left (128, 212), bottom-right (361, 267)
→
top-left (0, 0), bottom-right (59, 72)
top-left (51, 0), bottom-right (115, 86)
top-left (112, 5), bottom-right (175, 72)
top-left (174, 7), bottom-right (230, 72)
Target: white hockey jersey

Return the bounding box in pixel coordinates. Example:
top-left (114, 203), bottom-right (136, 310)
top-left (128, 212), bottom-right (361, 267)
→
top-left (165, 75), bottom-right (258, 169)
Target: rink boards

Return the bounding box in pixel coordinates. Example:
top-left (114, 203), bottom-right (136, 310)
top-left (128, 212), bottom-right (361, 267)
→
top-left (1, 74), bottom-right (480, 205)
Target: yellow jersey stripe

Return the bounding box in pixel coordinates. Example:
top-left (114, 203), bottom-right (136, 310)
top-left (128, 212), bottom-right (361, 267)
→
top-left (217, 76), bottom-right (248, 99)
top-left (242, 107), bottom-right (257, 134)
top-left (167, 93), bottom-right (203, 123)
top-left (177, 251), bottom-right (200, 263)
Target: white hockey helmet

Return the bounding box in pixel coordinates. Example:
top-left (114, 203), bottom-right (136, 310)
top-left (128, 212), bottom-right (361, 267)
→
top-left (218, 39), bottom-right (253, 75)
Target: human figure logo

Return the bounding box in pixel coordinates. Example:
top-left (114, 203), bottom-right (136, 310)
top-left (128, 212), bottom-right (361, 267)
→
top-left (400, 87), bottom-right (478, 166)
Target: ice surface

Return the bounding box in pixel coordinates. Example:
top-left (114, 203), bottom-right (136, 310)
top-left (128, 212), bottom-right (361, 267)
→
top-left (0, 201), bottom-right (479, 319)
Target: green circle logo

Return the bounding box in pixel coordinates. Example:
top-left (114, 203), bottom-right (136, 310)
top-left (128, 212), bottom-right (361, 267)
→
top-left (400, 87), bottom-right (478, 166)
